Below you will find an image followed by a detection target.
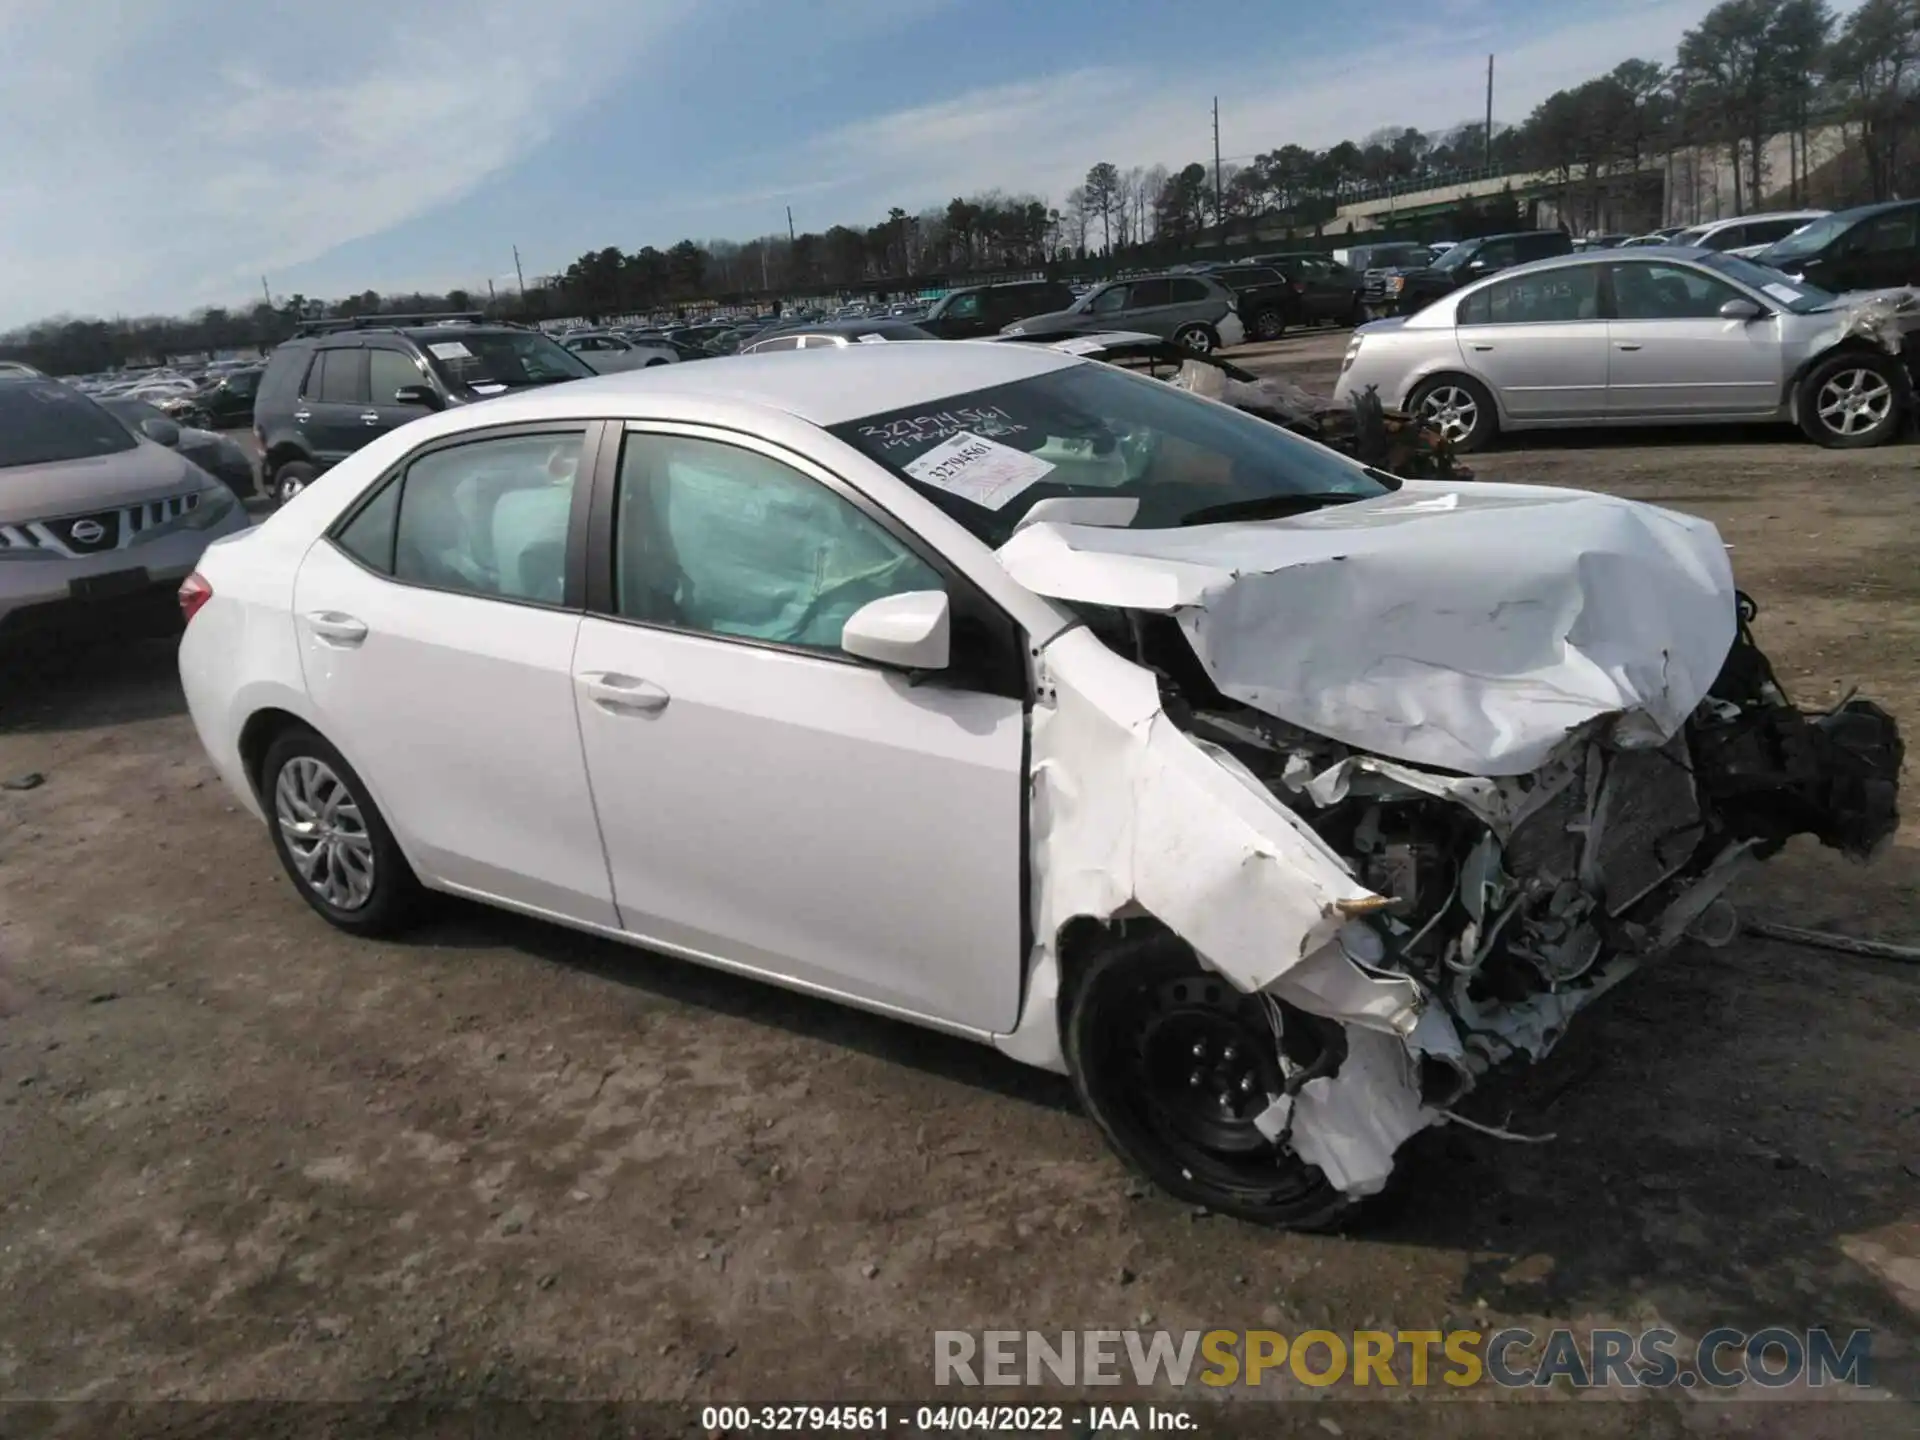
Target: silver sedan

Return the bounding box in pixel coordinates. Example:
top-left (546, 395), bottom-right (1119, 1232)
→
top-left (1334, 247), bottom-right (1919, 450)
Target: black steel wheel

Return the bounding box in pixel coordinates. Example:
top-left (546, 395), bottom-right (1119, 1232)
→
top-left (1065, 932), bottom-right (1353, 1229)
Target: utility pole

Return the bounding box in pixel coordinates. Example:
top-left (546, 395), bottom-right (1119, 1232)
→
top-left (512, 245), bottom-right (527, 295)
top-left (261, 276), bottom-right (272, 308)
top-left (487, 277), bottom-right (497, 305)
top-left (1212, 96), bottom-right (1224, 247)
top-left (1484, 55), bottom-right (1494, 169)
top-left (787, 206), bottom-right (796, 243)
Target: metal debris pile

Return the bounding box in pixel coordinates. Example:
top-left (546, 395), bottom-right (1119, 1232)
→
top-left (1173, 359), bottom-right (1470, 480)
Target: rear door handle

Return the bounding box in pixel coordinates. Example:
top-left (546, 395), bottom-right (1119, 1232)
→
top-left (579, 672), bottom-right (670, 715)
top-left (293, 409), bottom-right (311, 423)
top-left (305, 611), bottom-right (368, 647)
top-left (1468, 342), bottom-right (1494, 351)
top-left (360, 412), bottom-right (381, 425)
top-left (1615, 343), bottom-right (1643, 351)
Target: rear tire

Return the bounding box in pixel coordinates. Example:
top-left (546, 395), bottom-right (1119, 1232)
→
top-left (1173, 323), bottom-right (1218, 354)
top-left (261, 727), bottom-right (424, 937)
top-left (1249, 308), bottom-right (1287, 342)
top-left (1407, 374), bottom-right (1498, 453)
top-left (1064, 932), bottom-right (1355, 1230)
top-left (1798, 351), bottom-right (1905, 448)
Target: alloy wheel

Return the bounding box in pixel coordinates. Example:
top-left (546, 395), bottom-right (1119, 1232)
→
top-left (1816, 368), bottom-right (1893, 438)
top-left (274, 756), bottom-right (375, 910)
top-left (1418, 386), bottom-right (1478, 444)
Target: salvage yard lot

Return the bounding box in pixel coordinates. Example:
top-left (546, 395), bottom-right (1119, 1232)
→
top-left (1, 331), bottom-right (1916, 1431)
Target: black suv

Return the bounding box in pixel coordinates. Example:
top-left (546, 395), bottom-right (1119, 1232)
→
top-left (1756, 198), bottom-right (1920, 293)
top-left (170, 367), bottom-right (262, 430)
top-left (1380, 230), bottom-right (1573, 315)
top-left (253, 314), bottom-right (594, 503)
top-left (919, 280), bottom-right (1078, 339)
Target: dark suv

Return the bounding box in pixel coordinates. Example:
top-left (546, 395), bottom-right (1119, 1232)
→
top-left (1380, 230), bottom-right (1574, 315)
top-left (1756, 198), bottom-right (1920, 293)
top-left (919, 281), bottom-right (1078, 339)
top-left (253, 314), bottom-right (594, 503)
top-left (169, 367), bottom-right (262, 430)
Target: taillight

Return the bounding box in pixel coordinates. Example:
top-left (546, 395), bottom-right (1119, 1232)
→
top-left (1291, 281), bottom-right (1306, 294)
top-left (178, 572), bottom-right (213, 623)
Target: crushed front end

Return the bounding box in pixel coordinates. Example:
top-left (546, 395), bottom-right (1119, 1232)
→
top-left (1004, 485), bottom-right (1903, 1218)
top-left (1158, 594), bottom-right (1902, 1195)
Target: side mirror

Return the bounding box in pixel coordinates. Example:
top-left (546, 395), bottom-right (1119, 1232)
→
top-left (840, 590), bottom-right (950, 671)
top-left (1466, 259), bottom-right (1488, 273)
top-left (393, 384), bottom-right (442, 409)
top-left (140, 416), bottom-right (181, 447)
top-left (1719, 298), bottom-right (1764, 321)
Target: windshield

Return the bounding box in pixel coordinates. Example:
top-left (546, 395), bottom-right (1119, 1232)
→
top-left (421, 330), bottom-right (593, 391)
top-left (1760, 211), bottom-right (1850, 262)
top-left (0, 381), bottom-right (140, 468)
top-left (827, 361), bottom-right (1391, 549)
top-left (1671, 227), bottom-right (1708, 247)
top-left (1698, 253), bottom-right (1836, 311)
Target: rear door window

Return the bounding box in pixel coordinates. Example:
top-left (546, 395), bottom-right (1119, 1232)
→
top-left (1127, 279), bottom-right (1173, 309)
top-left (1168, 277), bottom-right (1212, 304)
top-left (315, 349), bottom-right (366, 404)
top-left (1457, 266), bottom-right (1600, 324)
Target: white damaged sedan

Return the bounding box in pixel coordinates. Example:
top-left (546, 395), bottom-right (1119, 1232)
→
top-left (178, 343), bottom-right (1902, 1228)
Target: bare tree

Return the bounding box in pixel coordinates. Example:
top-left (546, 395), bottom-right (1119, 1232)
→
top-left (1083, 162), bottom-right (1121, 253)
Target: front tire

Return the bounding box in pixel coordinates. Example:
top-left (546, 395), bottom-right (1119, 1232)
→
top-left (1407, 374), bottom-right (1498, 452)
top-left (1799, 351), bottom-right (1905, 448)
top-left (1173, 324), bottom-right (1218, 354)
top-left (261, 727), bottom-right (423, 936)
top-left (1064, 933), bottom-right (1354, 1230)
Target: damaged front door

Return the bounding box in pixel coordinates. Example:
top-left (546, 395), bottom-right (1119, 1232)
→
top-left (571, 425), bottom-right (1030, 1033)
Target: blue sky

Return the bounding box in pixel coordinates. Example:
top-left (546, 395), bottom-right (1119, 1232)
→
top-left (0, 0), bottom-right (1837, 327)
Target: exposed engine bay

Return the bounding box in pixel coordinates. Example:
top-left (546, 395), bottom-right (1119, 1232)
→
top-left (1055, 592), bottom-right (1902, 1197)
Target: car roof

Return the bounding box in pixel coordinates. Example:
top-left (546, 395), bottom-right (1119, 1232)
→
top-left (1682, 209), bottom-right (1827, 230)
top-left (476, 340), bottom-right (1081, 427)
top-left (1450, 245), bottom-right (1720, 286)
top-left (1822, 197), bottom-right (1920, 222)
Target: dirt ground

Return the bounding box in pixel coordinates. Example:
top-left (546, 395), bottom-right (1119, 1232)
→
top-left (1, 332), bottom-right (1917, 1436)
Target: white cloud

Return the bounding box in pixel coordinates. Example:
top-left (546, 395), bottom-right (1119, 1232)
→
top-left (793, 0), bottom-right (1847, 221)
top-left (0, 0), bottom-right (690, 327)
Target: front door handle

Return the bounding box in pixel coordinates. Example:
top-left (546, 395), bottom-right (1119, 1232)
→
top-left (1615, 342), bottom-right (1643, 351)
top-left (293, 409), bottom-right (311, 424)
top-left (305, 611), bottom-right (368, 647)
top-left (360, 412), bottom-right (381, 425)
top-left (579, 672), bottom-right (670, 716)
top-left (1468, 342), bottom-right (1494, 351)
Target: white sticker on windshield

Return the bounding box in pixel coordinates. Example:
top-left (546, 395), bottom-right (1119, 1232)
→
top-left (903, 430), bottom-right (1055, 511)
top-left (427, 341), bottom-right (473, 360)
top-left (1762, 283), bottom-right (1803, 304)
top-left (471, 382), bottom-right (507, 395)
top-left (856, 333), bottom-right (888, 344)
top-left (1051, 336), bottom-right (1115, 356)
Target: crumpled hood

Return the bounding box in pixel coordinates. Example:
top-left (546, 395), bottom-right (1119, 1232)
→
top-left (998, 479), bottom-right (1738, 776)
